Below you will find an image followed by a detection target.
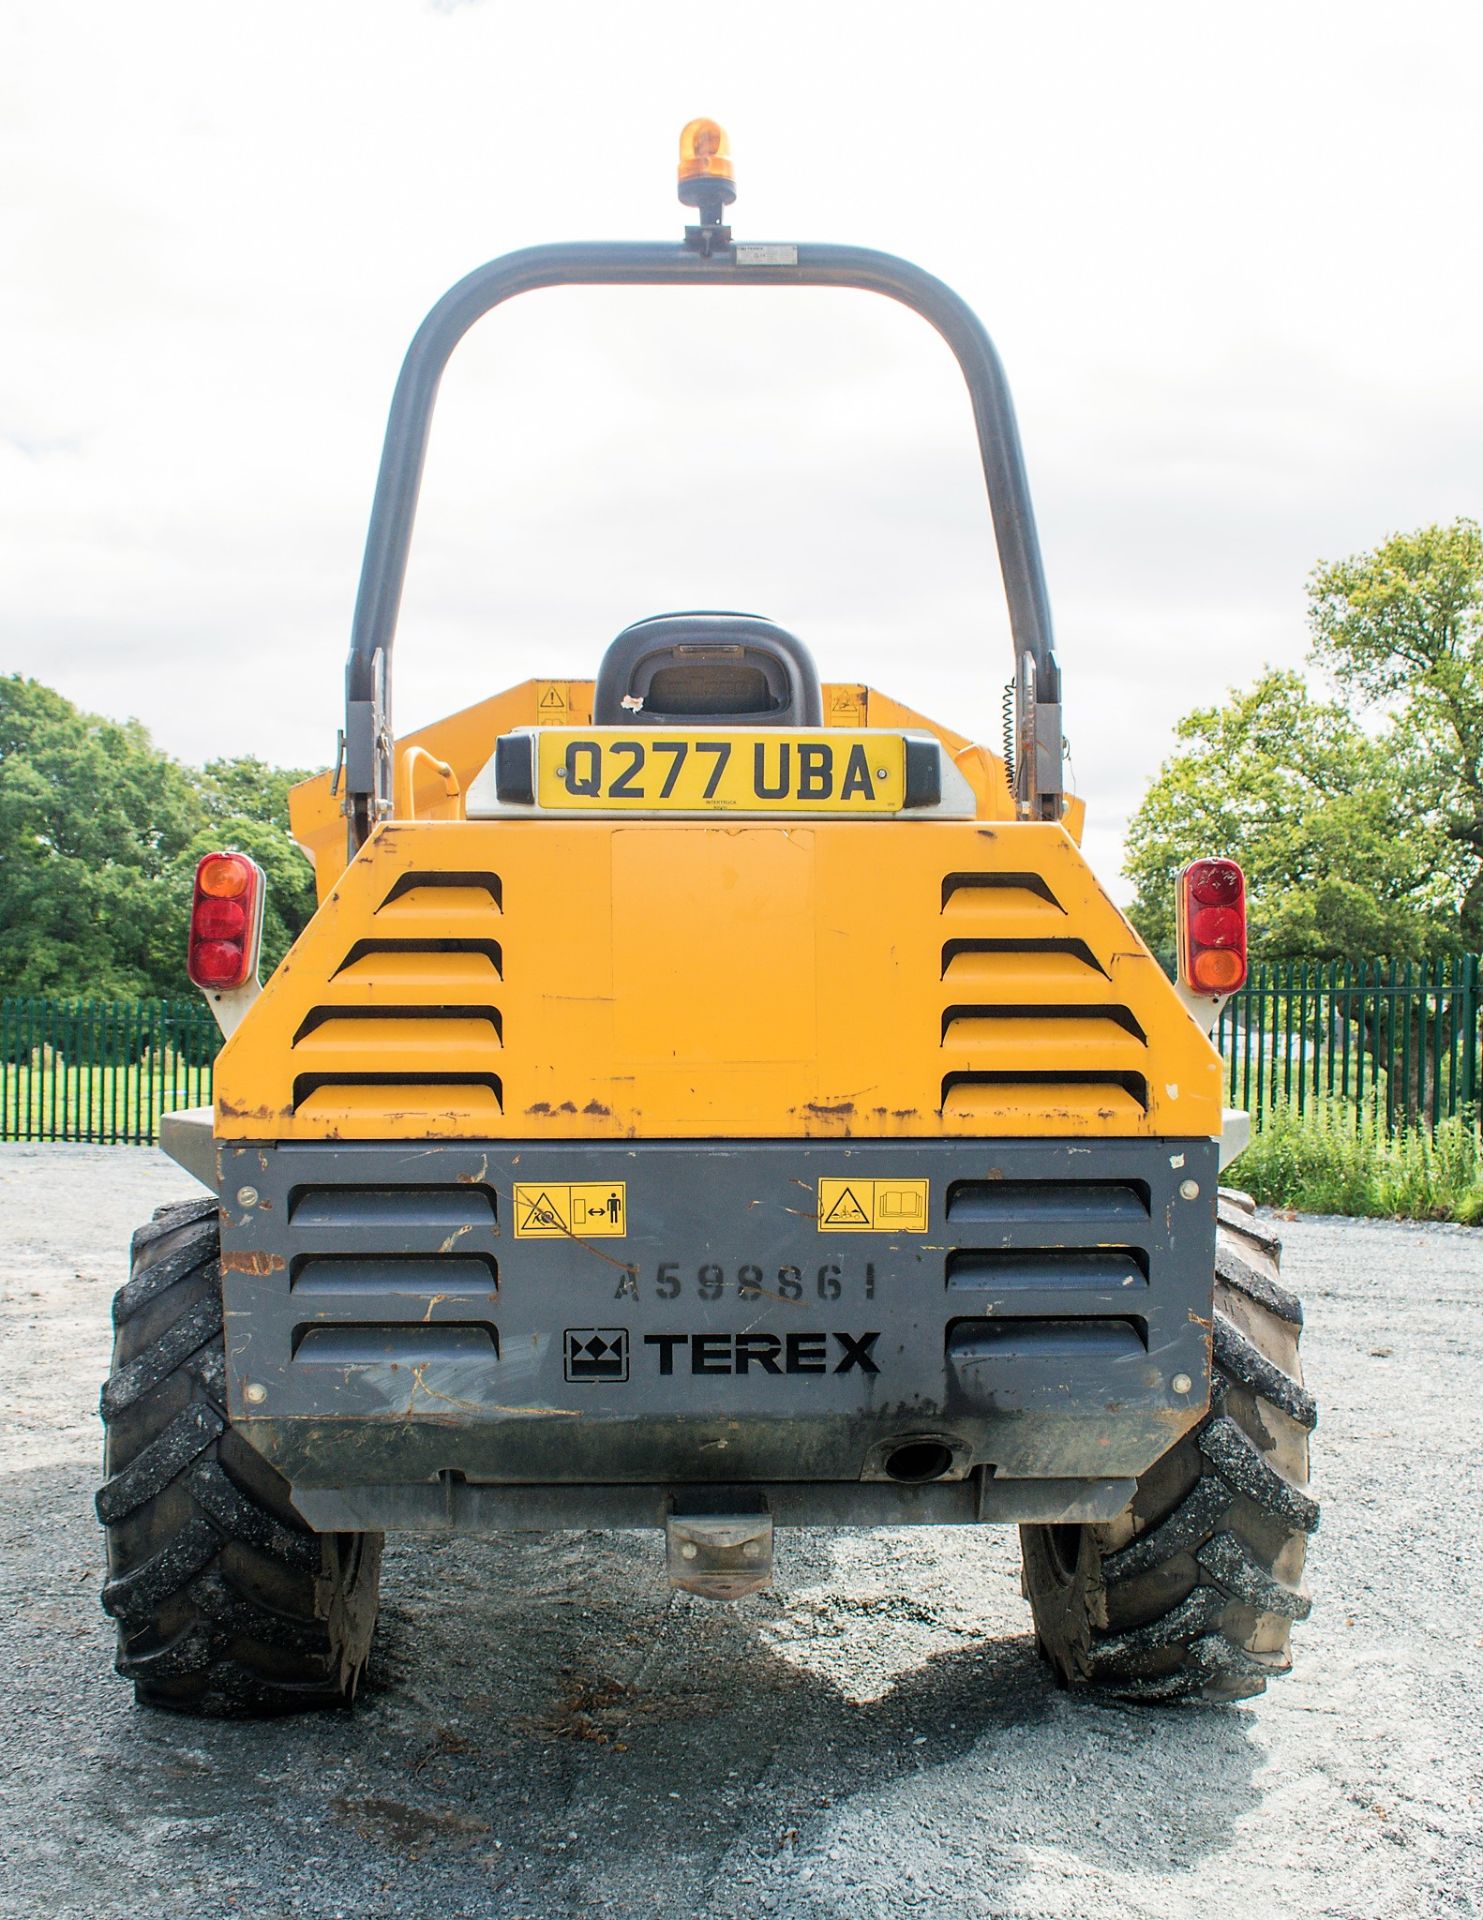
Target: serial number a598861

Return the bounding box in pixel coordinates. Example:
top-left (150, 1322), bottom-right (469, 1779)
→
top-left (614, 1261), bottom-right (878, 1302)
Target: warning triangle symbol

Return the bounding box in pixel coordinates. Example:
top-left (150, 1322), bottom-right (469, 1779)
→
top-left (539, 684), bottom-right (567, 709)
top-left (520, 1189), bottom-right (566, 1231)
top-left (825, 1185), bottom-right (870, 1226)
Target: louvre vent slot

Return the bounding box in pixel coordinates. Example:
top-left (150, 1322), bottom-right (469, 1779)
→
top-left (291, 1073), bottom-right (503, 1118)
top-left (292, 1006), bottom-right (503, 1044)
top-left (946, 1249), bottom-right (1148, 1292)
top-left (941, 938), bottom-right (1108, 979)
top-left (949, 1318), bottom-right (1148, 1361)
top-left (333, 938), bottom-right (502, 978)
top-left (289, 1185), bottom-right (496, 1228)
top-left (946, 1179), bottom-right (1149, 1227)
top-left (941, 1003), bottom-right (1146, 1043)
top-left (941, 1070), bottom-right (1149, 1115)
top-left (379, 870), bottom-right (502, 910)
top-left (940, 872), bottom-right (1063, 911)
top-left (292, 1323), bottom-right (499, 1364)
top-left (291, 1253), bottom-right (499, 1293)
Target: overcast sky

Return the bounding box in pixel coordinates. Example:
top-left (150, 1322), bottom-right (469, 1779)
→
top-left (5, 0), bottom-right (1481, 895)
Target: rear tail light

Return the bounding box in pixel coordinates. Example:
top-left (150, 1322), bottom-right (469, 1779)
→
top-left (187, 852), bottom-right (265, 992)
top-left (1178, 858), bottom-right (1247, 995)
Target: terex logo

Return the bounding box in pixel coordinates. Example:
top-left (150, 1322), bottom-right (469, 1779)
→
top-left (643, 1331), bottom-right (881, 1376)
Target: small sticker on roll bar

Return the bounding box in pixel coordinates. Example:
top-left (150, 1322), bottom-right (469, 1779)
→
top-left (735, 243), bottom-right (798, 266)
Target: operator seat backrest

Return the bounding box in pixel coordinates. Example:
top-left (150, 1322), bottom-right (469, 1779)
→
top-left (593, 612), bottom-right (823, 728)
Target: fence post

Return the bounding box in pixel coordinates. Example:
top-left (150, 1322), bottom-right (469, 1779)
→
top-left (1431, 957), bottom-right (1444, 1133)
top-left (1400, 958), bottom-right (1413, 1129)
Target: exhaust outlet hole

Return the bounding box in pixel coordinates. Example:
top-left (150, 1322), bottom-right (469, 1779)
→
top-left (883, 1440), bottom-right (954, 1484)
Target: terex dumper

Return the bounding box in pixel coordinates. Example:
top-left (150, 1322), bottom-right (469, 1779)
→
top-left (97, 122), bottom-right (1317, 1716)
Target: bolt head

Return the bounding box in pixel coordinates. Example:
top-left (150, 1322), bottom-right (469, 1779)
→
top-left (680, 1542), bottom-right (698, 1560)
top-left (1171, 1372), bottom-right (1193, 1396)
top-left (1179, 1179), bottom-right (1201, 1201)
top-left (743, 1541), bottom-right (760, 1559)
top-left (244, 1381), bottom-right (268, 1406)
top-left (236, 1185), bottom-right (259, 1208)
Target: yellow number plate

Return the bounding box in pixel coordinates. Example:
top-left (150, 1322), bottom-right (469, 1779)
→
top-left (534, 730), bottom-right (907, 813)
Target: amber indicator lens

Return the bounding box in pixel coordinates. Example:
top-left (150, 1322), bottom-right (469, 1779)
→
top-left (197, 853), bottom-right (252, 899)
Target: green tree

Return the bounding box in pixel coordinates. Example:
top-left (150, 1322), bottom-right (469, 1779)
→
top-left (0, 676), bottom-right (203, 996)
top-left (1125, 670), bottom-right (1459, 962)
top-left (0, 678), bottom-right (317, 997)
top-left (1308, 518), bottom-right (1483, 943)
top-left (1126, 519), bottom-right (1483, 962)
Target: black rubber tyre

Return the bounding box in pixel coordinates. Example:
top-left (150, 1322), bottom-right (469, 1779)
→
top-left (97, 1195), bottom-right (383, 1716)
top-left (1020, 1190), bottom-right (1318, 1703)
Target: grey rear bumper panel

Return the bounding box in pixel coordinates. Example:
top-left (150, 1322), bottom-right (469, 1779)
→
top-left (217, 1137), bottom-right (1219, 1531)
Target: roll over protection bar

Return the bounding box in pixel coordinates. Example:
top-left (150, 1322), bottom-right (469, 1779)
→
top-left (344, 238), bottom-right (1064, 848)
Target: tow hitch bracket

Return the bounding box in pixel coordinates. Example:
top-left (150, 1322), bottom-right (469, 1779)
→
top-left (666, 1499), bottom-right (773, 1600)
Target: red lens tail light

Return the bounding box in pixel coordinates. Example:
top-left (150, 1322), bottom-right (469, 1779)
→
top-left (1178, 858), bottom-right (1247, 995)
top-left (187, 852), bottom-right (265, 992)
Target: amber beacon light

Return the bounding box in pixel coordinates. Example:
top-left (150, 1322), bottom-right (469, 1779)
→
top-left (677, 118), bottom-right (736, 208)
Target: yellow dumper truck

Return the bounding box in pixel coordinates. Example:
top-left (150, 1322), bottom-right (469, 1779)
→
top-left (98, 122), bottom-right (1316, 1716)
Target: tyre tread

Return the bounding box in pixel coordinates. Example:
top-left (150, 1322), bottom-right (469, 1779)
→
top-left (1212, 1310), bottom-right (1317, 1429)
top-left (1020, 1212), bottom-right (1316, 1705)
top-left (97, 1207), bottom-right (381, 1717)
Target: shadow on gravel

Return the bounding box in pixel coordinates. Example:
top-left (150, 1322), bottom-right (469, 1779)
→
top-left (24, 1527), bottom-right (1268, 1918)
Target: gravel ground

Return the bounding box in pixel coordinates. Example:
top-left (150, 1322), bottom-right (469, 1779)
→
top-left (1, 1143), bottom-right (1480, 1920)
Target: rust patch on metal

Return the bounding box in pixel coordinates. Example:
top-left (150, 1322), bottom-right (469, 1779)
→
top-left (220, 1250), bottom-right (287, 1275)
top-left (216, 1099), bottom-right (287, 1123)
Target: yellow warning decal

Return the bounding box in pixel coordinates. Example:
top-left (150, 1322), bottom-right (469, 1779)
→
top-left (827, 685), bottom-right (868, 727)
top-left (817, 1178), bottom-right (929, 1233)
top-left (535, 681), bottom-right (572, 718)
top-left (513, 1181), bottom-right (627, 1238)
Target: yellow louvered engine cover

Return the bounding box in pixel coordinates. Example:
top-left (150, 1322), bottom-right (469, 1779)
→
top-left (213, 819), bottom-right (1223, 1142)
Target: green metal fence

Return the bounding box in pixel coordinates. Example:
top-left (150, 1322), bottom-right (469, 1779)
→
top-left (1215, 957), bottom-right (1481, 1131)
top-left (1, 996), bottom-right (221, 1144)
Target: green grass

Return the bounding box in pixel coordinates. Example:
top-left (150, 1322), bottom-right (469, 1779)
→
top-left (1232, 1096), bottom-right (1483, 1223)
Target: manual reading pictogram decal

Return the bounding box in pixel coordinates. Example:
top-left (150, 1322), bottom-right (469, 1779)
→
top-left (513, 1181), bottom-right (627, 1238)
top-left (828, 685), bottom-right (867, 726)
top-left (817, 1177), bottom-right (929, 1233)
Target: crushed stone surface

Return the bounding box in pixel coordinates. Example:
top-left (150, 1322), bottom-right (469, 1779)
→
top-left (0, 1145), bottom-right (1479, 1919)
